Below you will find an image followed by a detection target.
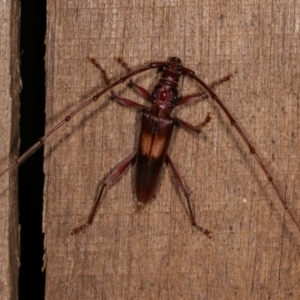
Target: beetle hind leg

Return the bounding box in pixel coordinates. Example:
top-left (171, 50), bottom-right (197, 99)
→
top-left (165, 154), bottom-right (212, 238)
top-left (71, 153), bottom-right (137, 235)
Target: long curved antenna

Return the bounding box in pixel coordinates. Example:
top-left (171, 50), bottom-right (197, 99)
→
top-left (183, 66), bottom-right (300, 231)
top-left (0, 61), bottom-right (164, 177)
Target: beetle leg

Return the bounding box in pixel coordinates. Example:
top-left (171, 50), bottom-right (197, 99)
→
top-left (71, 152), bottom-right (137, 235)
top-left (88, 56), bottom-right (111, 86)
top-left (89, 56), bottom-right (150, 109)
top-left (165, 154), bottom-right (212, 238)
top-left (177, 92), bottom-right (205, 106)
top-left (114, 56), bottom-right (151, 100)
top-left (174, 117), bottom-right (201, 134)
top-left (174, 112), bottom-right (212, 133)
top-left (110, 94), bottom-right (148, 110)
top-left (114, 56), bottom-right (132, 73)
top-left (208, 74), bottom-right (232, 90)
top-left (128, 80), bottom-right (151, 101)
top-left (177, 74), bottom-right (232, 106)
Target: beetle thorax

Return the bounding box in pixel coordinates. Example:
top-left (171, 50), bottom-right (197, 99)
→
top-left (150, 81), bottom-right (179, 117)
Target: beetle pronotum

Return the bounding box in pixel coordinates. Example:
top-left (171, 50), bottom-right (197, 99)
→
top-left (1, 57), bottom-right (299, 238)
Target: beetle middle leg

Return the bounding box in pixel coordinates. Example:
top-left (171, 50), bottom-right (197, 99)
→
top-left (174, 113), bottom-right (212, 134)
top-left (165, 154), bottom-right (212, 238)
top-left (174, 75), bottom-right (231, 131)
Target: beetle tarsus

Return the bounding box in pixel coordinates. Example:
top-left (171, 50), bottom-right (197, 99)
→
top-left (71, 224), bottom-right (89, 235)
top-left (194, 225), bottom-right (212, 239)
top-left (135, 202), bottom-right (146, 212)
top-left (199, 112), bottom-right (212, 129)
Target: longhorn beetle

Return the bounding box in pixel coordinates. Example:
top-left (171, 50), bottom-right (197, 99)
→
top-left (1, 57), bottom-right (299, 237)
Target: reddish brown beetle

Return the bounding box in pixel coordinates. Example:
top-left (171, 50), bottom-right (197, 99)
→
top-left (1, 57), bottom-right (299, 237)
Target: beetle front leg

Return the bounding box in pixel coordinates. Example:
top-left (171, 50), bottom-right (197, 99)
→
top-left (128, 80), bottom-right (151, 101)
top-left (165, 154), bottom-right (212, 238)
top-left (88, 56), bottom-right (149, 110)
top-left (88, 56), bottom-right (111, 86)
top-left (110, 94), bottom-right (148, 110)
top-left (114, 56), bottom-right (152, 101)
top-left (177, 74), bottom-right (232, 106)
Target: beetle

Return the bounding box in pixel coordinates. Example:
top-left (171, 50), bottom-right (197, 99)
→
top-left (1, 57), bottom-right (299, 237)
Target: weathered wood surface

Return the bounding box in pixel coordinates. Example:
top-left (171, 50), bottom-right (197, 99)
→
top-left (0, 0), bottom-right (20, 299)
top-left (44, 1), bottom-right (300, 299)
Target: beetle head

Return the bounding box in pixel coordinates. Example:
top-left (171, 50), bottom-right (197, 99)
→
top-left (158, 57), bottom-right (183, 83)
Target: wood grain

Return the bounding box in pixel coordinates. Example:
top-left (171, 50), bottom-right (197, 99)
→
top-left (44, 1), bottom-right (300, 299)
top-left (0, 0), bottom-right (20, 299)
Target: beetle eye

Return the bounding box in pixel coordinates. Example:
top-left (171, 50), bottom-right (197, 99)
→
top-left (169, 57), bottom-right (181, 64)
top-left (158, 65), bottom-right (165, 73)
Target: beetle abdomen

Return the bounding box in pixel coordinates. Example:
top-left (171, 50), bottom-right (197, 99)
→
top-left (136, 111), bottom-right (174, 204)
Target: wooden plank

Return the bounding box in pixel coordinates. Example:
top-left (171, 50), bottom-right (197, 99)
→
top-left (44, 1), bottom-right (300, 299)
top-left (0, 0), bottom-right (21, 299)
